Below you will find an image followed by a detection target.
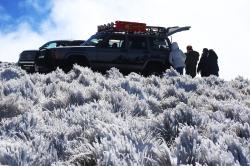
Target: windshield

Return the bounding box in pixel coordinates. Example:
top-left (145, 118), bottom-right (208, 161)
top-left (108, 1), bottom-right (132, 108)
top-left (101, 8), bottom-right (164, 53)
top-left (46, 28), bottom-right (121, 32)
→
top-left (82, 34), bottom-right (106, 47)
top-left (43, 42), bottom-right (57, 49)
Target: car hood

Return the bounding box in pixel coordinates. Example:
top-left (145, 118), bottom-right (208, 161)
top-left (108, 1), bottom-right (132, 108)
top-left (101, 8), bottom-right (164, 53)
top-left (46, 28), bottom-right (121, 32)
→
top-left (19, 50), bottom-right (39, 61)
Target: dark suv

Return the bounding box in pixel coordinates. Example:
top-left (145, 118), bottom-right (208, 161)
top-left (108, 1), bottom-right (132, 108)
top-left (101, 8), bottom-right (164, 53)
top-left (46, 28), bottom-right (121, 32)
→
top-left (17, 40), bottom-right (85, 73)
top-left (35, 21), bottom-right (190, 75)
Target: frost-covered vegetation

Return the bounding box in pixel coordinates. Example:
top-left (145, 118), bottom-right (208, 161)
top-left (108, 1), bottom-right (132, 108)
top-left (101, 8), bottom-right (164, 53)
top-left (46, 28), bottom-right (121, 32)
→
top-left (0, 63), bottom-right (250, 165)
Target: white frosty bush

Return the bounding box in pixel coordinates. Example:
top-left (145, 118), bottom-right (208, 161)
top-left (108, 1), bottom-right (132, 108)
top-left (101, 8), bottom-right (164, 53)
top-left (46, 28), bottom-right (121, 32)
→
top-left (0, 63), bottom-right (250, 165)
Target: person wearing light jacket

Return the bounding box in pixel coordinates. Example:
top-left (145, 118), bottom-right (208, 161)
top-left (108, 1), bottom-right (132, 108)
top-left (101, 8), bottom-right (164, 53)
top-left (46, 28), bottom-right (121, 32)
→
top-left (169, 42), bottom-right (186, 75)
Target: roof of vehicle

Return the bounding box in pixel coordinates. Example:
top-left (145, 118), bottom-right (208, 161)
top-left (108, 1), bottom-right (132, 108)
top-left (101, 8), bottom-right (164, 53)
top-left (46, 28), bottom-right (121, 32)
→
top-left (41, 40), bottom-right (81, 45)
top-left (45, 40), bottom-right (85, 44)
top-left (39, 40), bottom-right (85, 50)
top-left (69, 40), bottom-right (85, 46)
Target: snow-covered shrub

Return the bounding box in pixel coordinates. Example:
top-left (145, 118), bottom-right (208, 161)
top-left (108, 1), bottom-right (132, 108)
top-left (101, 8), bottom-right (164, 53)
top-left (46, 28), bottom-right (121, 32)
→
top-left (0, 64), bottom-right (250, 165)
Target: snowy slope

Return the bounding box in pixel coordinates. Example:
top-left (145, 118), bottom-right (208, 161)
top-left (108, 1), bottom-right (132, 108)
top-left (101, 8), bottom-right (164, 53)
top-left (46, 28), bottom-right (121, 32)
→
top-left (0, 63), bottom-right (250, 166)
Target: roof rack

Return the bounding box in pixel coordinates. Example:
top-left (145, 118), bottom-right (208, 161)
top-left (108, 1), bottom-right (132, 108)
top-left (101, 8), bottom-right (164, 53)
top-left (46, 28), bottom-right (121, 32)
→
top-left (98, 21), bottom-right (146, 33)
top-left (97, 21), bottom-right (191, 36)
top-left (98, 21), bottom-right (168, 35)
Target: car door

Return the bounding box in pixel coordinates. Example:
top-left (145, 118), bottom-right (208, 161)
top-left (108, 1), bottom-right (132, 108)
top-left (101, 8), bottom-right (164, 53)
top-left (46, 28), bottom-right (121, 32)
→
top-left (148, 37), bottom-right (171, 68)
top-left (122, 35), bottom-right (149, 72)
top-left (94, 34), bottom-right (127, 71)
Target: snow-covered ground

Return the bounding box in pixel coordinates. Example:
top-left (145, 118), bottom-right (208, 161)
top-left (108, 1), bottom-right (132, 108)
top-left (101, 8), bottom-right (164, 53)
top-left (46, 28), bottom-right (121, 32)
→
top-left (0, 63), bottom-right (250, 166)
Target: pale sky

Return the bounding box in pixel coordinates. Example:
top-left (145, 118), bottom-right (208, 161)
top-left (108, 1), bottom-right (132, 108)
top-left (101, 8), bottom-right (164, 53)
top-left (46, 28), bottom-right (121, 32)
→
top-left (0, 0), bottom-right (249, 80)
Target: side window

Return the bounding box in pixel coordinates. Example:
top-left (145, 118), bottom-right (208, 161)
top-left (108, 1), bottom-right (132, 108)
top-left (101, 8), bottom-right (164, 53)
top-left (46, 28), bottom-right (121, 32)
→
top-left (149, 37), bottom-right (170, 50)
top-left (99, 35), bottom-right (125, 49)
top-left (56, 42), bottom-right (68, 47)
top-left (128, 36), bottom-right (147, 50)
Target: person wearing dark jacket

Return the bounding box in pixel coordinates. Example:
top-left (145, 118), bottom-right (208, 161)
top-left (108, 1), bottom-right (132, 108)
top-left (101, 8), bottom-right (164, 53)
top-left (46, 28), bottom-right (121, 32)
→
top-left (185, 45), bottom-right (200, 77)
top-left (197, 48), bottom-right (209, 77)
top-left (207, 49), bottom-right (219, 76)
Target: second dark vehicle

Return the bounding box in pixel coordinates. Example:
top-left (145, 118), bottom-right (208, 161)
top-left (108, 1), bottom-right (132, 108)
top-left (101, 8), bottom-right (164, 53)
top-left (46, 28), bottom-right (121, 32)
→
top-left (18, 40), bottom-right (85, 73)
top-left (35, 21), bottom-right (190, 75)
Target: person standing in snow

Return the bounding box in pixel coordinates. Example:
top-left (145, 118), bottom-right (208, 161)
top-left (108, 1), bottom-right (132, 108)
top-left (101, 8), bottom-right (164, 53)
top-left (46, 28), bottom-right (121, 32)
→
top-left (197, 48), bottom-right (209, 77)
top-left (207, 49), bottom-right (219, 76)
top-left (197, 48), bottom-right (219, 77)
top-left (169, 42), bottom-right (186, 75)
top-left (185, 45), bottom-right (200, 77)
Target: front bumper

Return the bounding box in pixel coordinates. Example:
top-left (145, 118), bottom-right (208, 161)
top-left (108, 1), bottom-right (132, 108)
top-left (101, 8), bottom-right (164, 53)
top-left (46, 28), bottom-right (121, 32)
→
top-left (18, 61), bottom-right (35, 73)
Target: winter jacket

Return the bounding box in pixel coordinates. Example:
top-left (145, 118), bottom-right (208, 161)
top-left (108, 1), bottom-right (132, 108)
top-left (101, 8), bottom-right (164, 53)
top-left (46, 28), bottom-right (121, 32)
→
top-left (169, 42), bottom-right (186, 68)
top-left (185, 50), bottom-right (200, 77)
top-left (197, 49), bottom-right (219, 77)
top-left (197, 53), bottom-right (209, 77)
top-left (207, 49), bottom-right (219, 76)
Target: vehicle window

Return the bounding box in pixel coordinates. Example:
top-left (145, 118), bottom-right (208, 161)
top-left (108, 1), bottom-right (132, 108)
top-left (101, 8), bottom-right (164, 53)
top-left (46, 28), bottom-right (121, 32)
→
top-left (83, 34), bottom-right (106, 47)
top-left (149, 38), bottom-right (170, 50)
top-left (57, 42), bottom-right (69, 47)
top-left (128, 36), bottom-right (147, 50)
top-left (41, 42), bottom-right (57, 49)
top-left (106, 35), bottom-right (125, 49)
top-left (45, 42), bottom-right (57, 49)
